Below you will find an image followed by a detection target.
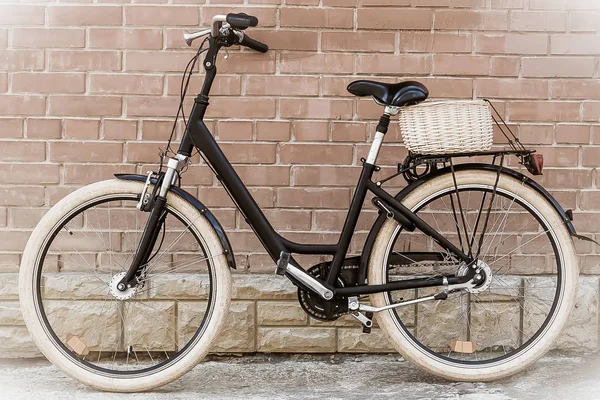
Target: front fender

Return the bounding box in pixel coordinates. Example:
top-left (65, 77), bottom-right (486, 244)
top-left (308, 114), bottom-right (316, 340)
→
top-left (358, 164), bottom-right (576, 283)
top-left (115, 174), bottom-right (236, 269)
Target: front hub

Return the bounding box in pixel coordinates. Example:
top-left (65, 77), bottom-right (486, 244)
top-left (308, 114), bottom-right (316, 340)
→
top-left (109, 272), bottom-right (138, 300)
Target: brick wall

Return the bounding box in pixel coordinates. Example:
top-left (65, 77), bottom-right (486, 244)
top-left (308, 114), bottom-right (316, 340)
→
top-left (2, 0), bottom-right (600, 356)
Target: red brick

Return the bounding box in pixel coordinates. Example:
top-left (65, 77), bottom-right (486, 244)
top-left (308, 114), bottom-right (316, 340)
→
top-left (48, 6), bottom-right (123, 26)
top-left (50, 141), bottom-right (123, 163)
top-left (492, 0), bottom-right (524, 8)
top-left (435, 10), bottom-right (508, 30)
top-left (0, 96), bottom-right (45, 116)
top-left (26, 119), bottom-right (62, 139)
top-left (582, 102), bottom-right (600, 122)
top-left (13, 28), bottom-right (85, 48)
top-left (217, 121), bottom-right (253, 141)
top-left (322, 31), bottom-right (396, 53)
top-left (89, 28), bottom-right (163, 50)
top-left (551, 80), bottom-right (600, 100)
top-left (49, 50), bottom-right (121, 72)
top-left (475, 33), bottom-right (548, 55)
top-left (0, 6), bottom-right (44, 25)
top-left (0, 164), bottom-right (58, 184)
top-left (246, 75), bottom-right (319, 96)
top-left (0, 141), bottom-right (45, 162)
top-left (12, 73), bottom-right (85, 94)
top-left (529, 0), bottom-right (564, 10)
top-left (0, 187), bottom-right (45, 207)
top-left (582, 147), bottom-right (600, 166)
top-left (0, 50), bottom-right (44, 71)
top-left (0, 119), bottom-right (24, 139)
top-left (280, 7), bottom-right (353, 28)
top-left (201, 6), bottom-right (277, 27)
top-left (358, 8), bottom-right (432, 30)
top-left (103, 119), bottom-right (138, 140)
top-left (125, 96), bottom-right (180, 117)
top-left (125, 142), bottom-right (164, 163)
top-left (522, 57), bottom-right (595, 78)
top-left (277, 188), bottom-right (350, 209)
top-left (250, 30), bottom-right (318, 51)
top-left (90, 74), bottom-right (163, 95)
top-left (63, 119), bottom-right (100, 139)
top-left (141, 120), bottom-right (179, 140)
top-left (220, 143), bottom-right (277, 164)
top-left (400, 32), bottom-right (472, 53)
top-left (166, 75), bottom-right (241, 96)
top-left (262, 210), bottom-right (311, 231)
top-left (510, 11), bottom-right (566, 32)
top-left (294, 121), bottom-right (329, 142)
top-left (280, 53), bottom-right (354, 74)
top-left (519, 124), bottom-right (554, 144)
top-left (207, 97), bottom-right (276, 118)
top-left (475, 78), bottom-right (548, 99)
top-left (280, 99), bottom-right (353, 120)
top-left (332, 122), bottom-right (367, 142)
top-left (434, 54), bottom-right (490, 76)
top-left (63, 164), bottom-right (136, 184)
top-left (8, 207), bottom-right (48, 229)
top-left (236, 166), bottom-right (290, 186)
top-left (551, 35), bottom-right (600, 55)
top-left (218, 52), bottom-right (276, 74)
top-left (280, 144), bottom-right (353, 165)
top-left (125, 6), bottom-right (199, 26)
top-left (491, 56), bottom-right (520, 76)
top-left (555, 124), bottom-right (590, 144)
top-left (569, 12), bottom-right (600, 32)
top-left (357, 54), bottom-right (431, 75)
top-left (49, 96), bottom-right (122, 117)
top-left (507, 101), bottom-right (581, 122)
top-left (126, 51), bottom-right (198, 72)
top-left (256, 121), bottom-right (291, 142)
top-left (292, 166), bottom-right (361, 186)
top-left (540, 169), bottom-right (592, 189)
top-left (197, 187), bottom-right (274, 208)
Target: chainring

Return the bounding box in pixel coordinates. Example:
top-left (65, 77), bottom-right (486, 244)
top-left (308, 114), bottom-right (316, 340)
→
top-left (298, 260), bottom-right (359, 321)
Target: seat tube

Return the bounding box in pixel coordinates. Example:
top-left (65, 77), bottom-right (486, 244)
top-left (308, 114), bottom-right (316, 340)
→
top-left (366, 106), bottom-right (400, 165)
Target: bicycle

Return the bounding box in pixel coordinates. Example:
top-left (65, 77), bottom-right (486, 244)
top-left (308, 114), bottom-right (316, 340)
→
top-left (19, 13), bottom-right (582, 392)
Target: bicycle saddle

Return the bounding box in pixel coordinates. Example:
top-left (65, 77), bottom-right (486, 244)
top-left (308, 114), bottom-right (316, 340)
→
top-left (347, 80), bottom-right (429, 108)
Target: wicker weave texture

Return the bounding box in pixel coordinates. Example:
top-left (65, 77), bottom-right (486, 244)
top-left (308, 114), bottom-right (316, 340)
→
top-left (398, 100), bottom-right (494, 155)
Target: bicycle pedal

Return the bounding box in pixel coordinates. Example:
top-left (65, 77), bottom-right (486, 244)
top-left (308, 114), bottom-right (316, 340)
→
top-left (362, 312), bottom-right (374, 334)
top-left (275, 251), bottom-right (290, 276)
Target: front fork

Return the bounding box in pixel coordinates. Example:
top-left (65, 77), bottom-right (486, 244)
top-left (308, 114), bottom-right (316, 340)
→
top-left (116, 154), bottom-right (188, 291)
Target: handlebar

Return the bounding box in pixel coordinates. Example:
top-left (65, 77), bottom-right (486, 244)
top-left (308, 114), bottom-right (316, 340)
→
top-left (183, 13), bottom-right (268, 53)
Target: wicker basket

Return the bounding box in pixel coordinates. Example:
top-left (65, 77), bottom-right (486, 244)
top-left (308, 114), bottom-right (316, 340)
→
top-left (398, 100), bottom-right (494, 155)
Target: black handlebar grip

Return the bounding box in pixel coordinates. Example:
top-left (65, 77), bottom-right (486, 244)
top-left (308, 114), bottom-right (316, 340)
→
top-left (240, 34), bottom-right (269, 53)
top-left (226, 13), bottom-right (259, 30)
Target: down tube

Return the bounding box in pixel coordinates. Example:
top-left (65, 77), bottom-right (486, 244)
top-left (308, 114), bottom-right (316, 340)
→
top-left (187, 118), bottom-right (287, 262)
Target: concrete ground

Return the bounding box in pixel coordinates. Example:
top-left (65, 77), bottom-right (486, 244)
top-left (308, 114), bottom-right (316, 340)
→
top-left (1, 353), bottom-right (599, 399)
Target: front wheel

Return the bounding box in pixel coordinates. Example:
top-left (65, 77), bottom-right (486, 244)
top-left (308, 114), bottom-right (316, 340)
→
top-left (19, 179), bottom-right (232, 392)
top-left (368, 169), bottom-right (578, 381)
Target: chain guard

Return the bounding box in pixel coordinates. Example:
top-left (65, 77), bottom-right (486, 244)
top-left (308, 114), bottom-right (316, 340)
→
top-left (298, 259), bottom-right (359, 321)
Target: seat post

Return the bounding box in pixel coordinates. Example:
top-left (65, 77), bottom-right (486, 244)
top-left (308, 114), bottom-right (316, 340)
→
top-left (366, 105), bottom-right (400, 165)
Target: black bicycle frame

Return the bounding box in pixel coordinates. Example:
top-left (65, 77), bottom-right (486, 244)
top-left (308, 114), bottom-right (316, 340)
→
top-left (169, 39), bottom-right (475, 298)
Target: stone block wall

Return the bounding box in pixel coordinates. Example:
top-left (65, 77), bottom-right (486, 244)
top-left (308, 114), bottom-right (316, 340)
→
top-left (1, 0), bottom-right (600, 356)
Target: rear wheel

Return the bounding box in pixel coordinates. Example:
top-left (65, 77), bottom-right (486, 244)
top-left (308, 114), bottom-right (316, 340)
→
top-left (368, 169), bottom-right (578, 381)
top-left (19, 179), bottom-right (232, 392)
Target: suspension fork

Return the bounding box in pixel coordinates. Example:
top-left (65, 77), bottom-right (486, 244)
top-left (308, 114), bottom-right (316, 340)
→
top-left (117, 154), bottom-right (188, 291)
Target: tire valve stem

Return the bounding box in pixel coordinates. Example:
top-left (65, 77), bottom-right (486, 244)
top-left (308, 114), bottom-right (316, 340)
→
top-left (127, 345), bottom-right (133, 355)
top-left (63, 226), bottom-right (74, 236)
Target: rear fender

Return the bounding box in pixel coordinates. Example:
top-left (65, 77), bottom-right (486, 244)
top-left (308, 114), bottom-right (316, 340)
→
top-left (357, 164), bottom-right (577, 283)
